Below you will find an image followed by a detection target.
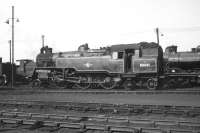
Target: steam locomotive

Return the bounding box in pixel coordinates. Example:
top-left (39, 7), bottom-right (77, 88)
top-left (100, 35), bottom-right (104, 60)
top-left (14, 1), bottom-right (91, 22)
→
top-left (163, 45), bottom-right (200, 88)
top-left (33, 42), bottom-right (200, 90)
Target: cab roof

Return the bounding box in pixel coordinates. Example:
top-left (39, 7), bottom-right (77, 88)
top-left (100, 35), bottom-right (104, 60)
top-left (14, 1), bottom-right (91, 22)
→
top-left (110, 42), bottom-right (159, 52)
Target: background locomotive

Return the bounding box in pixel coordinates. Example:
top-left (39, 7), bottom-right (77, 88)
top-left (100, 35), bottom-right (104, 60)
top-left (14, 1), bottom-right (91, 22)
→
top-left (163, 45), bottom-right (200, 88)
top-left (34, 42), bottom-right (200, 90)
top-left (0, 58), bottom-right (35, 86)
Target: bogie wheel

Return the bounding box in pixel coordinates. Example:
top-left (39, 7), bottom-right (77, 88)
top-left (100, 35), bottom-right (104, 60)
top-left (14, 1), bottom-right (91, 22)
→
top-left (147, 78), bottom-right (157, 90)
top-left (99, 76), bottom-right (117, 90)
top-left (75, 76), bottom-right (91, 90)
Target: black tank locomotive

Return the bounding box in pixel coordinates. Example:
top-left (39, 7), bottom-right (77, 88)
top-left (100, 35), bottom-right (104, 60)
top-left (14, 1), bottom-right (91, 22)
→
top-left (34, 42), bottom-right (165, 89)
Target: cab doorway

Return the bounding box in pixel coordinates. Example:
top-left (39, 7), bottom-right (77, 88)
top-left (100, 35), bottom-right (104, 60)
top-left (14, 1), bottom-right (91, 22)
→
top-left (124, 49), bottom-right (135, 73)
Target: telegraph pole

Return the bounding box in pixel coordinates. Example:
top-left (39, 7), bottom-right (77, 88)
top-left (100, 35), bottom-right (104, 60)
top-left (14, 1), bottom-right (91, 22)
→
top-left (11, 6), bottom-right (15, 88)
top-left (156, 27), bottom-right (160, 45)
top-left (42, 35), bottom-right (45, 48)
top-left (6, 6), bottom-right (19, 88)
top-left (9, 40), bottom-right (11, 64)
top-left (9, 40), bottom-right (12, 87)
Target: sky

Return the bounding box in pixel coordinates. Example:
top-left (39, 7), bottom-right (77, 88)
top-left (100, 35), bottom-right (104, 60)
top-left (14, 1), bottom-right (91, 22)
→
top-left (0, 0), bottom-right (200, 62)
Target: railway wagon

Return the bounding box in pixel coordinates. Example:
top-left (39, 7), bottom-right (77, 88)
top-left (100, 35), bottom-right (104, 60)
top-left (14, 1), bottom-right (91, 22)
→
top-left (35, 42), bottom-right (163, 90)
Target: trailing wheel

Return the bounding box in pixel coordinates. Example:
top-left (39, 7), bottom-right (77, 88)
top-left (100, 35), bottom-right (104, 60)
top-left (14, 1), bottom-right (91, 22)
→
top-left (146, 78), bottom-right (157, 90)
top-left (99, 76), bottom-right (117, 90)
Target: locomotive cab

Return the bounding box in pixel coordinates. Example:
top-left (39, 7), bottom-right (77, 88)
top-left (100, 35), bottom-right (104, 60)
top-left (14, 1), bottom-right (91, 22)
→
top-left (111, 42), bottom-right (163, 75)
top-left (111, 44), bottom-right (140, 74)
top-left (111, 42), bottom-right (163, 90)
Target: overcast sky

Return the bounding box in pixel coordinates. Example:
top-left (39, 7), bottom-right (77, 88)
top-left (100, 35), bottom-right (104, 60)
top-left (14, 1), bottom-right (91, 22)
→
top-left (0, 0), bottom-right (200, 62)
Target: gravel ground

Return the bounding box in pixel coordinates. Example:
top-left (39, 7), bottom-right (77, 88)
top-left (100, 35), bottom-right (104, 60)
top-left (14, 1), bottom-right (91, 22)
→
top-left (0, 92), bottom-right (200, 106)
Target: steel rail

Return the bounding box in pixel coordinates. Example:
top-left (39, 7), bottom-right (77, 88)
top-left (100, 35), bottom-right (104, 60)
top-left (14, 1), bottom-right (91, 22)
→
top-left (1, 88), bottom-right (200, 95)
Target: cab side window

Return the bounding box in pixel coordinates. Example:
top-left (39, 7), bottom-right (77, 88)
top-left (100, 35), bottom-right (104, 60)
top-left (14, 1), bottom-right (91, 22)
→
top-left (112, 52), bottom-right (124, 59)
top-left (118, 52), bottom-right (124, 59)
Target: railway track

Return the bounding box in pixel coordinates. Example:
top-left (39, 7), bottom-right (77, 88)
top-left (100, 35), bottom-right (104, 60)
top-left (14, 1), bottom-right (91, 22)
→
top-left (0, 100), bottom-right (200, 132)
top-left (0, 89), bottom-right (199, 132)
top-left (0, 110), bottom-right (200, 133)
top-left (1, 100), bottom-right (200, 118)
